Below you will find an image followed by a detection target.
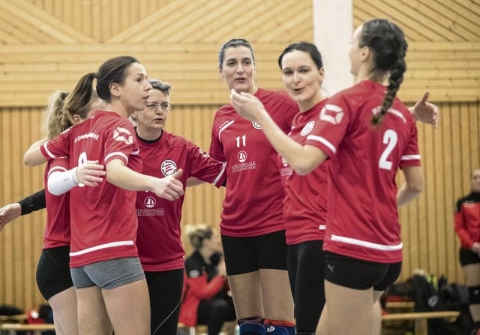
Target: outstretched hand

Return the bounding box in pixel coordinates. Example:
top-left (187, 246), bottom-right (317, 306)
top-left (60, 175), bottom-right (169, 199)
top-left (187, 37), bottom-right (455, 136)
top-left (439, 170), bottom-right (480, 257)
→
top-left (412, 91), bottom-right (439, 128)
top-left (0, 203), bottom-right (21, 231)
top-left (230, 89), bottom-right (267, 122)
top-left (77, 161), bottom-right (106, 187)
top-left (152, 169), bottom-right (185, 201)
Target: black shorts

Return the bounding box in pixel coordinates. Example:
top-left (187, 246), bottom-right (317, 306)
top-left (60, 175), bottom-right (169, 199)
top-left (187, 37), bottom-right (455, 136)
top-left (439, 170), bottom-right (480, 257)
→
top-left (324, 252), bottom-right (402, 291)
top-left (221, 230), bottom-right (288, 275)
top-left (459, 248), bottom-right (480, 266)
top-left (36, 246), bottom-right (74, 301)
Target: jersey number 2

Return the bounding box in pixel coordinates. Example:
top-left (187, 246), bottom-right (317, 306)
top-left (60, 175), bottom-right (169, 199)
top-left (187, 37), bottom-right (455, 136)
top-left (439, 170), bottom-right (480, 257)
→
top-left (379, 129), bottom-right (397, 170)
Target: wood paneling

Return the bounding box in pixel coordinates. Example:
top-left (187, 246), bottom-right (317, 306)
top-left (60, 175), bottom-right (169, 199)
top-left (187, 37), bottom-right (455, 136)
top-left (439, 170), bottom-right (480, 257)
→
top-left (0, 0), bottom-right (479, 311)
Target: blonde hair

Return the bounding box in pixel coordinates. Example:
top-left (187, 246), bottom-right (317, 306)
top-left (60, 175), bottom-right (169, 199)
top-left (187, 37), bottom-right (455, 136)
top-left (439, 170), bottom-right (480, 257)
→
top-left (41, 91), bottom-right (70, 139)
top-left (185, 223), bottom-right (214, 250)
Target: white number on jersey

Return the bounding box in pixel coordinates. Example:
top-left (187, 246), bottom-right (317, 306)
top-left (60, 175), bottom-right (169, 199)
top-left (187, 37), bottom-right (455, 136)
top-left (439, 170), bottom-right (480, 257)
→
top-left (379, 129), bottom-right (398, 170)
top-left (77, 152), bottom-right (88, 187)
top-left (236, 135), bottom-right (246, 148)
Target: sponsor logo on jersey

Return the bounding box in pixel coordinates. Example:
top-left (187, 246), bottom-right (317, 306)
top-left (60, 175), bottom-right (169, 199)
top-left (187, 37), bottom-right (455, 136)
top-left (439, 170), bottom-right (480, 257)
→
top-left (113, 127), bottom-right (133, 145)
top-left (160, 160), bottom-right (177, 176)
top-left (75, 132), bottom-right (99, 143)
top-left (282, 157), bottom-right (288, 167)
top-left (301, 121), bottom-right (315, 136)
top-left (189, 270), bottom-right (200, 278)
top-left (252, 121), bottom-right (262, 129)
top-left (237, 151), bottom-right (247, 163)
top-left (320, 104), bottom-right (344, 125)
top-left (136, 208), bottom-right (164, 216)
top-left (144, 196), bottom-right (156, 208)
top-left (280, 157), bottom-right (292, 177)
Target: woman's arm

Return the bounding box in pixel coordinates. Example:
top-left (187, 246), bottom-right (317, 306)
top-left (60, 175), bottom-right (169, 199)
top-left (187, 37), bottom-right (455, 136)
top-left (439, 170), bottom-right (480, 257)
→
top-left (397, 166), bottom-right (424, 207)
top-left (230, 90), bottom-right (327, 175)
top-left (106, 159), bottom-right (184, 201)
top-left (24, 138), bottom-right (49, 166)
top-left (48, 161), bottom-right (106, 196)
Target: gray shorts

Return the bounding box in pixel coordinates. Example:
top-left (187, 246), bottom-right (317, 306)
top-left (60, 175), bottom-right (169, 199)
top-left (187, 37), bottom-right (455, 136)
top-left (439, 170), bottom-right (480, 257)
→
top-left (71, 257), bottom-right (145, 290)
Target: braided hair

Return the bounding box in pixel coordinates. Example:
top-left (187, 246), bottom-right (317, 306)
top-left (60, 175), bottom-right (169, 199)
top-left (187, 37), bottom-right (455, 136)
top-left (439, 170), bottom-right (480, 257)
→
top-left (359, 19), bottom-right (408, 126)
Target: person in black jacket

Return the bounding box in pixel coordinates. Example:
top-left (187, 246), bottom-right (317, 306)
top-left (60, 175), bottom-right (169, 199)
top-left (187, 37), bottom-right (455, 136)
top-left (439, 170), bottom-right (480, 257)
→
top-left (179, 224), bottom-right (236, 335)
top-left (455, 168), bottom-right (480, 335)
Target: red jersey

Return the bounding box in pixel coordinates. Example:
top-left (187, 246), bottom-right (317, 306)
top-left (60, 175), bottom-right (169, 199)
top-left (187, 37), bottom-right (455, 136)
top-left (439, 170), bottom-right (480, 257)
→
top-left (454, 192), bottom-right (480, 250)
top-left (209, 88), bottom-right (298, 237)
top-left (40, 111), bottom-right (142, 267)
top-left (135, 130), bottom-right (226, 272)
top-left (278, 100), bottom-right (328, 245)
top-left (43, 158), bottom-right (70, 249)
top-left (306, 81), bottom-right (421, 263)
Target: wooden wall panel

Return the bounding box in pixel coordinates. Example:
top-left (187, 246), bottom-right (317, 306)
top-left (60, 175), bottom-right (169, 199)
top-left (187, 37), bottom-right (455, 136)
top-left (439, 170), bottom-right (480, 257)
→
top-left (1, 0), bottom-right (479, 311)
top-left (398, 102), bottom-right (480, 283)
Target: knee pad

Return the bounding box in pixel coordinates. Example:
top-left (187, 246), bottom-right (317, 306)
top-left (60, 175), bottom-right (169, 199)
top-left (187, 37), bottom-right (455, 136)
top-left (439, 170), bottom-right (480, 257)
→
top-left (264, 319), bottom-right (295, 335)
top-left (239, 317), bottom-right (265, 335)
top-left (469, 285), bottom-right (480, 304)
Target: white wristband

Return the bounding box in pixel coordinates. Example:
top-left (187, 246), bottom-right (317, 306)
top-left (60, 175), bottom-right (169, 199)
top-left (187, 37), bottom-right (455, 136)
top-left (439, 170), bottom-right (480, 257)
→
top-left (48, 168), bottom-right (80, 196)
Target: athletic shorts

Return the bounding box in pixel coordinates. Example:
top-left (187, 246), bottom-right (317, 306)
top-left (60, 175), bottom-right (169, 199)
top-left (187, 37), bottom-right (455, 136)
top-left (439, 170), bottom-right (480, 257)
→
top-left (460, 248), bottom-right (480, 266)
top-left (324, 252), bottom-right (402, 291)
top-left (71, 257), bottom-right (145, 290)
top-left (36, 246), bottom-right (74, 301)
top-left (221, 230), bottom-right (288, 275)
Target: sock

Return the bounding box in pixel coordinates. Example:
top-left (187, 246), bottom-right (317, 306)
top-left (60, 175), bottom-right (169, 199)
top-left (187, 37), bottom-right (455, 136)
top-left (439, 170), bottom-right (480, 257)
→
top-left (264, 319), bottom-right (295, 335)
top-left (238, 317), bottom-right (265, 335)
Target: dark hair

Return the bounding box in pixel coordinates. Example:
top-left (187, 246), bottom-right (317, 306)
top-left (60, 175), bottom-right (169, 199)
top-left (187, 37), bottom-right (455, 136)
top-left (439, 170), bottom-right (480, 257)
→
top-left (188, 226), bottom-right (213, 250)
top-left (149, 79), bottom-right (171, 96)
top-left (218, 38), bottom-right (255, 70)
top-left (359, 19), bottom-right (408, 126)
top-left (63, 56), bottom-right (139, 122)
top-left (278, 41), bottom-right (323, 70)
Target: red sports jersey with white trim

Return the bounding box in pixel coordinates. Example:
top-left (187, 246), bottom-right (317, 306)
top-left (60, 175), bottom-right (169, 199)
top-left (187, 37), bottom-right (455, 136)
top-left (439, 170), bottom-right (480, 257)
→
top-left (43, 158), bottom-right (70, 249)
top-left (306, 81), bottom-right (421, 263)
top-left (40, 111), bottom-right (142, 267)
top-left (135, 130), bottom-right (226, 272)
top-left (209, 88), bottom-right (298, 237)
top-left (277, 100), bottom-right (328, 245)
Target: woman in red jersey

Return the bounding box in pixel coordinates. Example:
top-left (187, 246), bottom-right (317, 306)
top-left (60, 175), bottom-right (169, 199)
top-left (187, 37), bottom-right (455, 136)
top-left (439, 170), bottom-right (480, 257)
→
top-left (211, 38), bottom-right (298, 335)
top-left (455, 168), bottom-right (480, 335)
top-left (0, 90), bottom-right (104, 335)
top-left (131, 80), bottom-right (226, 335)
top-left (230, 19), bottom-right (424, 335)
top-left (23, 56), bottom-right (184, 335)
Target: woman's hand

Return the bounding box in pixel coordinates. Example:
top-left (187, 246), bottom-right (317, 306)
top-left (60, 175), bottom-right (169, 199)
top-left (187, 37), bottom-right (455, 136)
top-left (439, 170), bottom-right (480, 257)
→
top-left (230, 89), bottom-right (268, 122)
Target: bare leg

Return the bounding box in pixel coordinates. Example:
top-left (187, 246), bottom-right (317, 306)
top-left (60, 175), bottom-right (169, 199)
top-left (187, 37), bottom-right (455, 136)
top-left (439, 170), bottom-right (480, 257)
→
top-left (464, 263), bottom-right (480, 321)
top-left (371, 291), bottom-right (384, 335)
top-left (259, 269), bottom-right (294, 321)
top-left (227, 271), bottom-right (264, 319)
top-left (48, 287), bottom-right (79, 335)
top-left (315, 281), bottom-right (375, 335)
top-left (76, 286), bottom-right (113, 335)
top-left (102, 279), bottom-right (150, 335)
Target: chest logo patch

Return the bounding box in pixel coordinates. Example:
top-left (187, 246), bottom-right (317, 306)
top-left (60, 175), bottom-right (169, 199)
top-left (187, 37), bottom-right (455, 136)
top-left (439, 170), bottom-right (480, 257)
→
top-left (160, 160), bottom-right (177, 176)
top-left (144, 196), bottom-right (156, 208)
top-left (252, 121), bottom-right (262, 129)
top-left (301, 121), bottom-right (315, 136)
top-left (238, 151), bottom-right (247, 163)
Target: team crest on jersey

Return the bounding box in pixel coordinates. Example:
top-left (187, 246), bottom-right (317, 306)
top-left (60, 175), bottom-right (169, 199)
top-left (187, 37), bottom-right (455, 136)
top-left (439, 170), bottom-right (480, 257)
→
top-left (320, 104), bottom-right (344, 125)
top-left (252, 121), bottom-right (262, 129)
top-left (301, 121), bottom-right (315, 136)
top-left (144, 196), bottom-right (156, 208)
top-left (160, 160), bottom-right (177, 176)
top-left (237, 151), bottom-right (247, 163)
top-left (189, 270), bottom-right (200, 278)
top-left (113, 127), bottom-right (133, 145)
top-left (281, 157), bottom-right (288, 167)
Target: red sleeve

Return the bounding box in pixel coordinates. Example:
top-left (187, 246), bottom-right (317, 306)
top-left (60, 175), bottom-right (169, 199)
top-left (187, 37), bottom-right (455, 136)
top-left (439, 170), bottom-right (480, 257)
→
top-left (103, 120), bottom-right (138, 165)
top-left (41, 129), bottom-right (71, 161)
top-left (455, 203), bottom-right (473, 250)
top-left (188, 143), bottom-right (226, 187)
top-left (47, 157), bottom-right (69, 177)
top-left (399, 122), bottom-right (421, 168)
top-left (184, 274), bottom-right (225, 300)
top-left (208, 114), bottom-right (226, 162)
